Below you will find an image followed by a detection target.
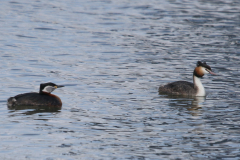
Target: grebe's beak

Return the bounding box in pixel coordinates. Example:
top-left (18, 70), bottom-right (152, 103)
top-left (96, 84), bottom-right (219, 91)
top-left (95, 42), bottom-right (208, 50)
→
top-left (207, 69), bottom-right (217, 75)
top-left (55, 85), bottom-right (64, 88)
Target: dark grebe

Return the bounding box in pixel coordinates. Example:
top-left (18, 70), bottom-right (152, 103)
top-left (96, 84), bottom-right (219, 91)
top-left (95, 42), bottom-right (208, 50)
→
top-left (8, 82), bottom-right (64, 109)
top-left (159, 61), bottom-right (216, 96)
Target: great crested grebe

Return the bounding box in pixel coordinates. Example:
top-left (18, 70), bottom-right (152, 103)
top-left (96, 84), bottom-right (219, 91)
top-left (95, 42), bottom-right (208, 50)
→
top-left (158, 61), bottom-right (216, 96)
top-left (7, 82), bottom-right (64, 109)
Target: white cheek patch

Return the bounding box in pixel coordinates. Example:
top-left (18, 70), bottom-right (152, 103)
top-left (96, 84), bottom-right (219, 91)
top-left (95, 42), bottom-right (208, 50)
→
top-left (42, 86), bottom-right (56, 93)
top-left (202, 67), bottom-right (209, 74)
top-left (205, 69), bottom-right (210, 74)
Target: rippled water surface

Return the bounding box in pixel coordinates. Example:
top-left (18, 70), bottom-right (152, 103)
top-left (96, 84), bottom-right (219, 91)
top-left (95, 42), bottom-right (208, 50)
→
top-left (1, 0), bottom-right (240, 159)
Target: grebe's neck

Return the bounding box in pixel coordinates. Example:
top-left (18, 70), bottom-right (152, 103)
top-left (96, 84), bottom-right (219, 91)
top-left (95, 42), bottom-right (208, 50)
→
top-left (40, 91), bottom-right (51, 95)
top-left (193, 75), bottom-right (206, 96)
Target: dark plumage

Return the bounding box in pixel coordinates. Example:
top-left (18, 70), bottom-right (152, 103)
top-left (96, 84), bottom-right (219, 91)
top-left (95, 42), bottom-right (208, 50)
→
top-left (158, 81), bottom-right (196, 96)
top-left (8, 82), bottom-right (64, 110)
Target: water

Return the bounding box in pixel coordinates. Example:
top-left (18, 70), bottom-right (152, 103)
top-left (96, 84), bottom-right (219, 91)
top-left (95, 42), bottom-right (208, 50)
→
top-left (0, 0), bottom-right (240, 159)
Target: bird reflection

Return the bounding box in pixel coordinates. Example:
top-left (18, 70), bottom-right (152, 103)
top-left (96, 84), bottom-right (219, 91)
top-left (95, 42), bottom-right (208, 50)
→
top-left (162, 95), bottom-right (206, 116)
top-left (8, 105), bottom-right (61, 115)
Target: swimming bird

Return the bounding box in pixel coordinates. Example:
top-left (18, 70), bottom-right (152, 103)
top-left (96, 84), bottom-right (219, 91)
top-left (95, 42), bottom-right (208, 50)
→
top-left (158, 61), bottom-right (216, 96)
top-left (8, 82), bottom-right (64, 109)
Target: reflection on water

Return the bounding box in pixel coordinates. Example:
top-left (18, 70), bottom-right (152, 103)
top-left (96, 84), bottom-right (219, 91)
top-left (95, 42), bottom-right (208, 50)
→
top-left (0, 0), bottom-right (240, 159)
top-left (166, 96), bottom-right (206, 116)
top-left (8, 108), bottom-right (61, 116)
top-left (8, 105), bottom-right (61, 115)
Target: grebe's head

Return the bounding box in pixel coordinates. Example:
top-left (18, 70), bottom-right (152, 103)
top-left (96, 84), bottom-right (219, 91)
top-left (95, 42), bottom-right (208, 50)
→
top-left (194, 61), bottom-right (216, 77)
top-left (40, 82), bottom-right (64, 94)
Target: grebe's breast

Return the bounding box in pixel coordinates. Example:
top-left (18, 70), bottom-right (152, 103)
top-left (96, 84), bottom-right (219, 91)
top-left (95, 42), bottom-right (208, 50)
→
top-left (159, 81), bottom-right (197, 96)
top-left (8, 92), bottom-right (62, 109)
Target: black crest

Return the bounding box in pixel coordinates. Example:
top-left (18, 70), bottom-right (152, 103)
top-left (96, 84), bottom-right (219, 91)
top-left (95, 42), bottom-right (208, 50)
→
top-left (40, 82), bottom-right (57, 91)
top-left (196, 61), bottom-right (212, 71)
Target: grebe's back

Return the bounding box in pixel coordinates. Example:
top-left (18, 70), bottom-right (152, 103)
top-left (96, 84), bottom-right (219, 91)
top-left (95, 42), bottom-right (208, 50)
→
top-left (159, 81), bottom-right (196, 96)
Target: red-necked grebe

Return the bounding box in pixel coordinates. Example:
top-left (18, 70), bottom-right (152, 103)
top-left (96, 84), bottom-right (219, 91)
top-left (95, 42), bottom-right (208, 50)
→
top-left (8, 82), bottom-right (64, 109)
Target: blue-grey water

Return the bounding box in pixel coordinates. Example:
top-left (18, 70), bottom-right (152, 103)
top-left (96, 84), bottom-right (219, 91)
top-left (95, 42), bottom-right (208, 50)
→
top-left (0, 0), bottom-right (240, 159)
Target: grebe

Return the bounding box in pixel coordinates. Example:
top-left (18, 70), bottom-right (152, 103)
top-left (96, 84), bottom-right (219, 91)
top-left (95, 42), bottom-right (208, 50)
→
top-left (8, 82), bottom-right (64, 109)
top-left (158, 61), bottom-right (216, 96)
